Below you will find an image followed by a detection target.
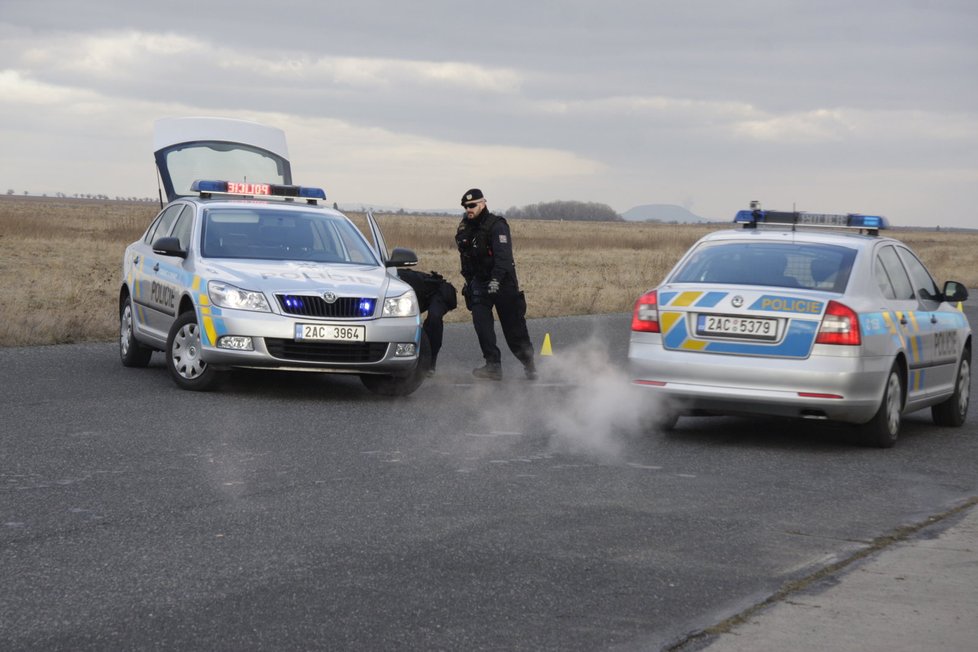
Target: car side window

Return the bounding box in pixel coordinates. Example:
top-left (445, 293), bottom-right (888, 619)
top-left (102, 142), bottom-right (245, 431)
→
top-left (142, 211), bottom-right (166, 245)
top-left (874, 257), bottom-right (897, 299)
top-left (896, 246), bottom-right (941, 305)
top-left (875, 246), bottom-right (915, 300)
top-left (144, 204), bottom-right (185, 246)
top-left (169, 207), bottom-right (194, 251)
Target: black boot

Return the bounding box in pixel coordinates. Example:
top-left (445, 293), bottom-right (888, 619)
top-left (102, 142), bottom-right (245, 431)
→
top-left (524, 362), bottom-right (538, 381)
top-left (472, 362), bottom-right (502, 380)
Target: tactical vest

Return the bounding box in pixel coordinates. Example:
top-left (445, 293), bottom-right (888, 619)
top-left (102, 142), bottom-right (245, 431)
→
top-left (456, 213), bottom-right (502, 278)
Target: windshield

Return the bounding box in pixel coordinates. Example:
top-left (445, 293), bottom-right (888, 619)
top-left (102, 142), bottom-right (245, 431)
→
top-left (201, 207), bottom-right (380, 265)
top-left (671, 242), bottom-right (857, 292)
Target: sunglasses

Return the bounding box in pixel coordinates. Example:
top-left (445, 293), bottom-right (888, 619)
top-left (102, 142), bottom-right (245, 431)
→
top-left (464, 202), bottom-right (481, 209)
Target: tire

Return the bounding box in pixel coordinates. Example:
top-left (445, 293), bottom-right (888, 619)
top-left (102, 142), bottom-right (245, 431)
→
top-left (360, 332), bottom-right (431, 397)
top-left (932, 350), bottom-right (970, 427)
top-left (119, 295), bottom-right (153, 368)
top-left (166, 311), bottom-right (221, 391)
top-left (859, 363), bottom-right (903, 448)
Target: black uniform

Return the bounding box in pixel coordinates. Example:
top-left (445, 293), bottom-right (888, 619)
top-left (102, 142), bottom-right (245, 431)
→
top-left (397, 269), bottom-right (457, 372)
top-left (455, 209), bottom-right (535, 374)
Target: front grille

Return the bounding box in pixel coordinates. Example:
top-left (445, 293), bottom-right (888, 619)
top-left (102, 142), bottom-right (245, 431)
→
top-left (265, 339), bottom-right (388, 363)
top-left (276, 294), bottom-right (376, 318)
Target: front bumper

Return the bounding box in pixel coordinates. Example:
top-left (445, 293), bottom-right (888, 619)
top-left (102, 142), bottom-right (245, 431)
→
top-left (197, 307), bottom-right (421, 375)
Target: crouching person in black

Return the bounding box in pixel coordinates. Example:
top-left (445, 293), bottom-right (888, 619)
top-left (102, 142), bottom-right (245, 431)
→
top-left (455, 188), bottom-right (537, 381)
top-left (397, 268), bottom-right (457, 376)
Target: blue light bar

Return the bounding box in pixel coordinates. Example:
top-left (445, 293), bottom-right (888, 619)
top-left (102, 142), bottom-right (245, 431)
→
top-left (298, 186), bottom-right (327, 200)
top-left (190, 180), bottom-right (327, 202)
top-left (192, 180), bottom-right (230, 193)
top-left (734, 208), bottom-right (888, 233)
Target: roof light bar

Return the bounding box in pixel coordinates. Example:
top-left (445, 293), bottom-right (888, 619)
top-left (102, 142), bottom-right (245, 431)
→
top-left (734, 208), bottom-right (888, 234)
top-left (190, 180), bottom-right (327, 202)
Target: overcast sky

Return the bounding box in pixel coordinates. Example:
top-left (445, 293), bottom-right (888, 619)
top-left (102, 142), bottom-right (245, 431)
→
top-left (2, 1), bottom-right (976, 226)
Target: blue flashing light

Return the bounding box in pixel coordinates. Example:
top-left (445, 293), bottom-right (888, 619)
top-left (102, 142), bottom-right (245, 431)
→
top-left (191, 180), bottom-right (229, 193)
top-left (358, 298), bottom-right (376, 317)
top-left (298, 187), bottom-right (327, 200)
top-left (849, 214), bottom-right (889, 229)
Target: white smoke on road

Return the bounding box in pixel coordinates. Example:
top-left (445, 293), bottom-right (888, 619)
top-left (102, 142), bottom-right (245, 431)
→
top-left (530, 338), bottom-right (671, 460)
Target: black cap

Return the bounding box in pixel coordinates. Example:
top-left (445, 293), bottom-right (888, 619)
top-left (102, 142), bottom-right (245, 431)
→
top-left (461, 188), bottom-right (484, 205)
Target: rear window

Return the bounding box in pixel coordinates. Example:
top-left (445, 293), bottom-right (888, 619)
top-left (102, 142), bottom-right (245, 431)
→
top-left (670, 242), bottom-right (857, 292)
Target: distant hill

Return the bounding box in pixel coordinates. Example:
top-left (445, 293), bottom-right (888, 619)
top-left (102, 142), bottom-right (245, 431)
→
top-left (623, 204), bottom-right (711, 223)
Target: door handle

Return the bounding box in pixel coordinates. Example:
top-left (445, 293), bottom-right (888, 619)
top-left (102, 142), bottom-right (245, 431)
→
top-left (931, 314), bottom-right (938, 324)
top-left (153, 263), bottom-right (160, 272)
top-left (133, 255), bottom-right (140, 265)
top-left (899, 315), bottom-right (908, 325)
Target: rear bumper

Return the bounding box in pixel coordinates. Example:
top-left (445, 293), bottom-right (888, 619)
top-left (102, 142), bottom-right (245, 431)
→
top-left (628, 335), bottom-right (891, 424)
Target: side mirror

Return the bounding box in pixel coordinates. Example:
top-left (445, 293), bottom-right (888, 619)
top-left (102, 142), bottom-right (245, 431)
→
top-left (943, 281), bottom-right (968, 303)
top-left (153, 236), bottom-right (187, 259)
top-left (385, 247), bottom-right (418, 268)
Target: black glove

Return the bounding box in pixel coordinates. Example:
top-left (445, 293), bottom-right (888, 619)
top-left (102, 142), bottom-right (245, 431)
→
top-left (488, 279), bottom-right (500, 294)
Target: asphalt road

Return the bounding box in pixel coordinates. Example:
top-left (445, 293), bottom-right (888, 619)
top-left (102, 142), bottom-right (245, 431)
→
top-left (2, 313), bottom-right (977, 651)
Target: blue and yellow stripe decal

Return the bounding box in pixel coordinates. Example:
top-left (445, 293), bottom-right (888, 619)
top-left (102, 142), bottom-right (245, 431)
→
top-left (190, 275), bottom-right (230, 347)
top-left (658, 290), bottom-right (820, 358)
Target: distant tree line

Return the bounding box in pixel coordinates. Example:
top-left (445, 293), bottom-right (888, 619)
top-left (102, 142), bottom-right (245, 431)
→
top-left (5, 189), bottom-right (155, 202)
top-left (504, 200), bottom-right (623, 222)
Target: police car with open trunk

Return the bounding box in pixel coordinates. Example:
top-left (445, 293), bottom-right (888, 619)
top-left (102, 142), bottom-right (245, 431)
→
top-left (119, 117), bottom-right (428, 395)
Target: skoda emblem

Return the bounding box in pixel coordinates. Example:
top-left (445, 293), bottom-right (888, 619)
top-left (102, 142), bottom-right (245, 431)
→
top-left (322, 291), bottom-right (338, 303)
top-left (731, 295), bottom-right (744, 308)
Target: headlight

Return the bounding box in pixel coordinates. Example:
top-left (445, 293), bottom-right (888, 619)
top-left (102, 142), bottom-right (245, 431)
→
top-left (383, 291), bottom-right (418, 317)
top-left (208, 281), bottom-right (271, 312)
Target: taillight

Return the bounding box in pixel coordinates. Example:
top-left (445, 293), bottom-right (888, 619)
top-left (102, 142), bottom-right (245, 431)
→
top-left (815, 300), bottom-right (861, 345)
top-left (631, 290), bottom-right (660, 332)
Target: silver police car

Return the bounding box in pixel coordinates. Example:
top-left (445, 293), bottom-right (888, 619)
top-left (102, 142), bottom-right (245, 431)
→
top-left (119, 117), bottom-right (427, 395)
top-left (628, 206), bottom-right (971, 447)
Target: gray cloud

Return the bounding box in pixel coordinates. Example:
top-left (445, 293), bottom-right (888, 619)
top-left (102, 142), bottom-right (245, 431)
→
top-left (1, 1), bottom-right (975, 225)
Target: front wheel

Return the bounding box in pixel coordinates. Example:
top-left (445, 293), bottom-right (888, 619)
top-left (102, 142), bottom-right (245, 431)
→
top-left (858, 363), bottom-right (903, 448)
top-left (166, 311), bottom-right (221, 391)
top-left (360, 333), bottom-right (431, 397)
top-left (120, 295), bottom-right (153, 367)
top-left (932, 350), bottom-right (971, 427)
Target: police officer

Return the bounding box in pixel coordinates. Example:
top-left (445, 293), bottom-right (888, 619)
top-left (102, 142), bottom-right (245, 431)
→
top-left (397, 268), bottom-right (457, 377)
top-left (455, 188), bottom-right (537, 381)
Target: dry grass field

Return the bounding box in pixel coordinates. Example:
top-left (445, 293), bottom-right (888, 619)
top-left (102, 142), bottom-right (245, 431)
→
top-left (1, 195), bottom-right (976, 348)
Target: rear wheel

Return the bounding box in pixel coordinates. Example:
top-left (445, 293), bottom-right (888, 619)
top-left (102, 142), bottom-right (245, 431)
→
top-left (360, 333), bottom-right (431, 397)
top-left (932, 350), bottom-right (970, 427)
top-left (859, 364), bottom-right (903, 448)
top-left (166, 311), bottom-right (221, 391)
top-left (119, 295), bottom-right (153, 367)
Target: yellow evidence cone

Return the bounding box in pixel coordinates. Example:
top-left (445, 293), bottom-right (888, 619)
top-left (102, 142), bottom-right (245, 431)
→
top-left (540, 333), bottom-right (553, 356)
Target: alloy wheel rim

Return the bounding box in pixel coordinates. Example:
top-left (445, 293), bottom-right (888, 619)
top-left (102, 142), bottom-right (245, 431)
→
top-left (958, 360), bottom-right (971, 416)
top-left (885, 372), bottom-right (901, 435)
top-left (121, 305), bottom-right (133, 355)
top-left (173, 323), bottom-right (205, 379)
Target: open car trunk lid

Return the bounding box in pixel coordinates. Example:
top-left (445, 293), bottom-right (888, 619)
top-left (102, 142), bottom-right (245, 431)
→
top-left (153, 117), bottom-right (292, 203)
